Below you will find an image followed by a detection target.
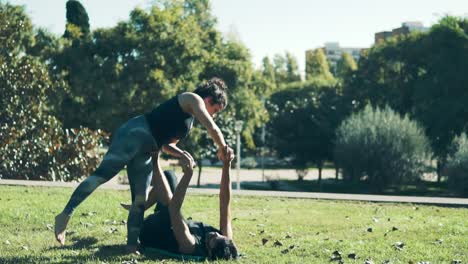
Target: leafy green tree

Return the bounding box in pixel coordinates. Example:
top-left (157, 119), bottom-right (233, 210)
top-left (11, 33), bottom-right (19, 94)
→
top-left (334, 105), bottom-right (431, 192)
top-left (445, 132), bottom-right (468, 196)
top-left (63, 0), bottom-right (90, 39)
top-left (305, 48), bottom-right (334, 81)
top-left (336, 52), bottom-right (357, 79)
top-left (272, 52), bottom-right (301, 87)
top-left (343, 16), bottom-right (468, 181)
top-left (267, 83), bottom-right (343, 183)
top-left (0, 3), bottom-right (105, 181)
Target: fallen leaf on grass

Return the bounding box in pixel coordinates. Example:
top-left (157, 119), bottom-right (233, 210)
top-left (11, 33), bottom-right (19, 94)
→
top-left (22, 245), bottom-right (29, 251)
top-left (285, 234), bottom-right (292, 239)
top-left (330, 250), bottom-right (342, 261)
top-left (392, 226), bottom-right (399, 231)
top-left (273, 240), bottom-right (283, 247)
top-left (80, 221), bottom-right (93, 228)
top-left (433, 239), bottom-right (443, 244)
top-left (393, 241), bottom-right (405, 250)
top-left (104, 220), bottom-right (117, 225)
top-left (289, 245), bottom-right (295, 250)
top-left (261, 238), bottom-right (268, 245)
top-left (248, 232), bottom-right (256, 237)
top-left (4, 240), bottom-right (11, 245)
top-left (46, 224), bottom-right (53, 231)
top-left (372, 217), bottom-right (379, 223)
top-left (281, 249), bottom-right (289, 254)
top-left (121, 220), bottom-right (127, 225)
top-left (81, 211), bottom-right (97, 217)
top-left (109, 227), bottom-right (118, 234)
top-left (367, 228), bottom-right (373, 232)
top-left (417, 261), bottom-right (430, 264)
top-left (347, 253), bottom-right (357, 259)
top-left (365, 259), bottom-right (374, 264)
top-left (452, 260), bottom-right (462, 264)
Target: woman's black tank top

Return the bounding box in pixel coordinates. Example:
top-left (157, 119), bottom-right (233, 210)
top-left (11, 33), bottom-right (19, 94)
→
top-left (144, 95), bottom-right (194, 146)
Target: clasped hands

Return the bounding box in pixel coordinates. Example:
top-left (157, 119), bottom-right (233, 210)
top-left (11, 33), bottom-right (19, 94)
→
top-left (179, 145), bottom-right (234, 174)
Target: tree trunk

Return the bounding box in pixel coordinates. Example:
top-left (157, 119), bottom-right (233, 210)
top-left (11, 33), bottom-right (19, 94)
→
top-left (196, 161), bottom-right (203, 188)
top-left (318, 166), bottom-right (322, 184)
top-left (436, 160), bottom-right (442, 183)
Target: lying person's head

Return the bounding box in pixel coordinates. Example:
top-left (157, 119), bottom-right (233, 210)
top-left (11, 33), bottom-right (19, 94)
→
top-left (205, 231), bottom-right (238, 260)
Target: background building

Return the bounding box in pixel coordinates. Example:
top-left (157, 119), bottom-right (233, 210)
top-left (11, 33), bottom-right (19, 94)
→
top-left (306, 42), bottom-right (364, 73)
top-left (375, 21), bottom-right (429, 43)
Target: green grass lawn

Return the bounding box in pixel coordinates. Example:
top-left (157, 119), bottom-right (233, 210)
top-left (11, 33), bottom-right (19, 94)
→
top-left (0, 185), bottom-right (466, 264)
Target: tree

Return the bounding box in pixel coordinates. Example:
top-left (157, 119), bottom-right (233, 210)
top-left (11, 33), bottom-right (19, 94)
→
top-left (343, 16), bottom-right (468, 181)
top-left (0, 3), bottom-right (105, 181)
top-left (336, 52), bottom-right (357, 79)
top-left (63, 0), bottom-right (90, 39)
top-left (267, 83), bottom-right (343, 183)
top-left (334, 105), bottom-right (431, 192)
top-left (272, 52), bottom-right (301, 88)
top-left (305, 48), bottom-right (334, 81)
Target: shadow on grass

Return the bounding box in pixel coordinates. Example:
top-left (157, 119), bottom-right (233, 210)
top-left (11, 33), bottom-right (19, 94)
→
top-left (0, 256), bottom-right (57, 264)
top-left (57, 236), bottom-right (99, 250)
top-left (195, 179), bottom-right (463, 198)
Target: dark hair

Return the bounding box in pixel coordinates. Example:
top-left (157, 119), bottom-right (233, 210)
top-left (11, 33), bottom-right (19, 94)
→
top-left (193, 77), bottom-right (228, 108)
top-left (210, 237), bottom-right (239, 260)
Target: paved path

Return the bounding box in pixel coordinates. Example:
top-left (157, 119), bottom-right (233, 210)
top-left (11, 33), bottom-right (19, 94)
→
top-left (1, 179), bottom-right (467, 207)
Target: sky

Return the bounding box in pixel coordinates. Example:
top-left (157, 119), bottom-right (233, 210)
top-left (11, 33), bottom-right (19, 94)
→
top-left (8, 0), bottom-right (468, 74)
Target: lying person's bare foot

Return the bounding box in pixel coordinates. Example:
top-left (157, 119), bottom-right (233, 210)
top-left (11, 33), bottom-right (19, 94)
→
top-left (125, 245), bottom-right (140, 255)
top-left (120, 202), bottom-right (131, 211)
top-left (54, 212), bottom-right (70, 245)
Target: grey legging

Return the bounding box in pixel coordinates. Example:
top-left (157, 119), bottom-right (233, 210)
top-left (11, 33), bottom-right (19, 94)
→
top-left (62, 115), bottom-right (158, 246)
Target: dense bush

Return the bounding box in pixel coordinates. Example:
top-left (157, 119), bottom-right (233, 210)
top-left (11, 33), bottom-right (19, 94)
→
top-left (0, 3), bottom-right (106, 181)
top-left (334, 105), bottom-right (431, 191)
top-left (446, 133), bottom-right (468, 196)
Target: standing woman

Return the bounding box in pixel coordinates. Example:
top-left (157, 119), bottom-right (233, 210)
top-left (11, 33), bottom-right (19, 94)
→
top-left (54, 78), bottom-right (232, 254)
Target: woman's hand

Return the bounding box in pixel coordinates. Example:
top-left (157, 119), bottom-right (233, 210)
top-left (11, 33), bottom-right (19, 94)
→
top-left (180, 151), bottom-right (195, 174)
top-left (218, 145), bottom-right (234, 161)
top-left (220, 145), bottom-right (235, 163)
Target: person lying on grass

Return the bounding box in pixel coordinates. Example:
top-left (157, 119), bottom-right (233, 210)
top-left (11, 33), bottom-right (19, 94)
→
top-left (121, 146), bottom-right (238, 260)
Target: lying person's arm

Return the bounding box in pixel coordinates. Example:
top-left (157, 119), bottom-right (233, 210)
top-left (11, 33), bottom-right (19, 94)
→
top-left (147, 151), bottom-right (173, 207)
top-left (168, 155), bottom-right (197, 254)
top-left (219, 146), bottom-right (234, 239)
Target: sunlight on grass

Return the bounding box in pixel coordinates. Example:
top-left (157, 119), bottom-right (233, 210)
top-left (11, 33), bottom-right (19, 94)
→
top-left (0, 186), bottom-right (466, 263)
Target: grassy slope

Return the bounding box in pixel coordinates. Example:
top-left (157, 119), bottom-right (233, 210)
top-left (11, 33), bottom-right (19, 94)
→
top-left (0, 185), bottom-right (466, 264)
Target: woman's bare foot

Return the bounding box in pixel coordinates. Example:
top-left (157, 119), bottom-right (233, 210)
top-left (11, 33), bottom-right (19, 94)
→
top-left (54, 212), bottom-right (70, 245)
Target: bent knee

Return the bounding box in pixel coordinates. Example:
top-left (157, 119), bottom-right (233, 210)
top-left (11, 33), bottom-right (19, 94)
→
top-left (132, 195), bottom-right (146, 211)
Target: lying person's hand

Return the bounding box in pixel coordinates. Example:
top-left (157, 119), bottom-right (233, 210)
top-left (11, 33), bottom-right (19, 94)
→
top-left (180, 150), bottom-right (195, 174)
top-left (180, 151), bottom-right (195, 168)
